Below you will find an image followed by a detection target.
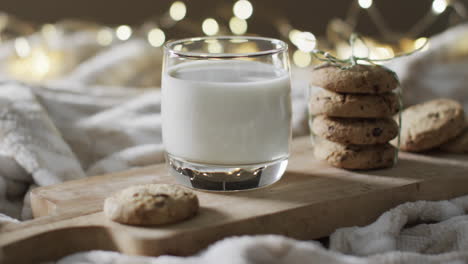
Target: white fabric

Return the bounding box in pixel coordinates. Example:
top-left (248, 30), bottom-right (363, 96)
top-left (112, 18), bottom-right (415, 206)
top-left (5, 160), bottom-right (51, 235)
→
top-left (387, 23), bottom-right (468, 110)
top-left (57, 195), bottom-right (468, 264)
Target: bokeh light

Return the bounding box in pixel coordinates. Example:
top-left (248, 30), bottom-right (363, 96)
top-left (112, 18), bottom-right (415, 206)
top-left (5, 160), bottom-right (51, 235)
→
top-left (147, 28), bottom-right (166, 47)
top-left (432, 0), bottom-right (447, 14)
top-left (233, 0), bottom-right (253, 20)
top-left (296, 32), bottom-right (316, 52)
top-left (169, 1), bottom-right (187, 21)
top-left (96, 28), bottom-right (113, 46)
top-left (207, 41), bottom-right (223, 53)
top-left (289, 29), bottom-right (301, 46)
top-left (116, 25), bottom-right (132, 41)
top-left (229, 17), bottom-right (248, 35)
top-left (202, 18), bottom-right (219, 36)
top-left (414, 37), bottom-right (430, 51)
top-left (358, 0), bottom-right (373, 9)
top-left (14, 37), bottom-right (31, 58)
top-left (293, 50), bottom-right (311, 67)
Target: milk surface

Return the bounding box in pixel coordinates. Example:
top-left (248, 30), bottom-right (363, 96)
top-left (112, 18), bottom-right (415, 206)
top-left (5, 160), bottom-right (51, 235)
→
top-left (162, 60), bottom-right (291, 165)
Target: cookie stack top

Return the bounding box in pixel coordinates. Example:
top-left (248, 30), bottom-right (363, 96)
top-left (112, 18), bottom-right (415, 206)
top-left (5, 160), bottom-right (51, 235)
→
top-left (310, 64), bottom-right (399, 94)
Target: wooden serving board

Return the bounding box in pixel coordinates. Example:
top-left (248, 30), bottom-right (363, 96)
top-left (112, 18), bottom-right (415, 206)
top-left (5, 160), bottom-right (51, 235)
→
top-left (1, 137), bottom-right (468, 263)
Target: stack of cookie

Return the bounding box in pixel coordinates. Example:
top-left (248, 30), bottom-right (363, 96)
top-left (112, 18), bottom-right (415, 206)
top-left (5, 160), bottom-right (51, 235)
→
top-left (309, 64), bottom-right (400, 170)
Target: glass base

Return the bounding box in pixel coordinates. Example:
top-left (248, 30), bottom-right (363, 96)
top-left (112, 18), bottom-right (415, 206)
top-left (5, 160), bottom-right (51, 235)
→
top-left (166, 154), bottom-right (288, 191)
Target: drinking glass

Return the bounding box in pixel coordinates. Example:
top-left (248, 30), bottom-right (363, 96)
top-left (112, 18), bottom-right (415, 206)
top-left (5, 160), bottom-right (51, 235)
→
top-left (162, 36), bottom-right (291, 191)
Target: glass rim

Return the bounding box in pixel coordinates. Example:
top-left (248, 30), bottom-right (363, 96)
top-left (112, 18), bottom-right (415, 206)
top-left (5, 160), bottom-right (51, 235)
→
top-left (164, 36), bottom-right (288, 59)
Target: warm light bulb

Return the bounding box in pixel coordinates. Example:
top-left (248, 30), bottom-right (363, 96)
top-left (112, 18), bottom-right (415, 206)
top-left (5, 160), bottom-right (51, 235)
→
top-left (289, 29), bottom-right (301, 46)
top-left (116, 25), bottom-right (132, 41)
top-left (41, 24), bottom-right (57, 39)
top-left (432, 0), bottom-right (447, 14)
top-left (202, 18), bottom-right (219, 36)
top-left (414, 37), bottom-right (430, 51)
top-left (147, 28), bottom-right (166, 47)
top-left (97, 28), bottom-right (113, 46)
top-left (296, 32), bottom-right (317, 52)
top-left (14, 37), bottom-right (31, 58)
top-left (169, 1), bottom-right (187, 21)
top-left (31, 49), bottom-right (51, 77)
top-left (358, 0), bottom-right (373, 9)
top-left (233, 0), bottom-right (253, 19)
top-left (293, 50), bottom-right (311, 68)
top-left (207, 41), bottom-right (223, 53)
top-left (229, 17), bottom-right (248, 35)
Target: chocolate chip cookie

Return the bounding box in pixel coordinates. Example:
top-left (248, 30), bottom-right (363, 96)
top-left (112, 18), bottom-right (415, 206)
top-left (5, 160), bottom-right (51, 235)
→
top-left (309, 89), bottom-right (399, 118)
top-left (314, 138), bottom-right (396, 170)
top-left (310, 64), bottom-right (398, 94)
top-left (392, 99), bottom-right (465, 152)
top-left (104, 184), bottom-right (199, 225)
top-left (440, 122), bottom-right (468, 153)
top-left (311, 115), bottom-right (399, 145)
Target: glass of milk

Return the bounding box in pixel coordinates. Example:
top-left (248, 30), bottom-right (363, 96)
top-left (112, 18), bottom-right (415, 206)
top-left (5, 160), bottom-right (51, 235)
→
top-left (162, 36), bottom-right (291, 191)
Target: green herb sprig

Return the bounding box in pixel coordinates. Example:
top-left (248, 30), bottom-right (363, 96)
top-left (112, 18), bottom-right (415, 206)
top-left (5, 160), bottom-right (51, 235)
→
top-left (311, 33), bottom-right (428, 70)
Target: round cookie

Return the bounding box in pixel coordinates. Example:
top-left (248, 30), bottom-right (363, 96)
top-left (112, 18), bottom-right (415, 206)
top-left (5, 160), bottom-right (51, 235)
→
top-left (104, 184), bottom-right (199, 225)
top-left (309, 89), bottom-right (400, 118)
top-left (310, 64), bottom-right (399, 94)
top-left (440, 123), bottom-right (468, 153)
top-left (314, 139), bottom-right (396, 170)
top-left (311, 115), bottom-right (399, 145)
top-left (392, 99), bottom-right (465, 152)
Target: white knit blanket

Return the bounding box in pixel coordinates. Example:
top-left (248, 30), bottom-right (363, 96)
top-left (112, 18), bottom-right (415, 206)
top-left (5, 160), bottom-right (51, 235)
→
top-left (58, 195), bottom-right (468, 264)
top-left (0, 24), bottom-right (467, 263)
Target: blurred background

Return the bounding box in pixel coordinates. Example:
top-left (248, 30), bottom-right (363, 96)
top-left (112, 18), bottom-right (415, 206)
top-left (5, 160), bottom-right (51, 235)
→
top-left (0, 0), bottom-right (466, 85)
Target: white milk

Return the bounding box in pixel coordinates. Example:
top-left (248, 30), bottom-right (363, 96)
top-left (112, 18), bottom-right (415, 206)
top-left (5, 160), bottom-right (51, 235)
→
top-left (162, 60), bottom-right (291, 165)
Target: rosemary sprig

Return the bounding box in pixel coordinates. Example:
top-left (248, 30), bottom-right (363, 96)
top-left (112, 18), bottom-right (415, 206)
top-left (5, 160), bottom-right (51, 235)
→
top-left (311, 33), bottom-right (428, 70)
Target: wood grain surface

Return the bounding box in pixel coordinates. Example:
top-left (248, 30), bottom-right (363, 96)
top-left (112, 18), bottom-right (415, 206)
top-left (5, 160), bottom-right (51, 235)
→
top-left (1, 137), bottom-right (467, 263)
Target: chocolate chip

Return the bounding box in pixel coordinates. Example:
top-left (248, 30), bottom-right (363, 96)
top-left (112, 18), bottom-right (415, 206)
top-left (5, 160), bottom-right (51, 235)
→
top-left (340, 156), bottom-right (348, 162)
top-left (428, 113), bottom-right (440, 119)
top-left (372, 127), bottom-right (383, 137)
top-left (328, 126), bottom-right (335, 132)
top-left (360, 106), bottom-right (364, 110)
top-left (373, 84), bottom-right (380, 92)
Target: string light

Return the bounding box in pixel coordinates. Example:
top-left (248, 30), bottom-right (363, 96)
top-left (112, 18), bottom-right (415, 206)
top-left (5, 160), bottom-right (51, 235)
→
top-left (372, 47), bottom-right (394, 59)
top-left (30, 49), bottom-right (51, 77)
top-left (229, 17), bottom-right (248, 35)
top-left (293, 50), bottom-right (311, 67)
top-left (96, 28), bottom-right (113, 46)
top-left (202, 18), bottom-right (219, 36)
top-left (14, 37), bottom-right (31, 58)
top-left (207, 40), bottom-right (223, 53)
top-left (116, 25), bottom-right (132, 41)
top-left (169, 1), bottom-right (187, 21)
top-left (289, 29), bottom-right (302, 46)
top-left (233, 0), bottom-right (253, 20)
top-left (358, 0), bottom-right (373, 9)
top-left (41, 24), bottom-right (58, 40)
top-left (352, 38), bottom-right (370, 57)
top-left (414, 37), bottom-right (430, 51)
top-left (432, 0), bottom-right (448, 14)
top-left (296, 32), bottom-right (316, 52)
top-left (147, 28), bottom-right (165, 47)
